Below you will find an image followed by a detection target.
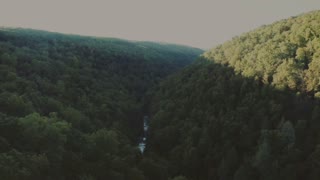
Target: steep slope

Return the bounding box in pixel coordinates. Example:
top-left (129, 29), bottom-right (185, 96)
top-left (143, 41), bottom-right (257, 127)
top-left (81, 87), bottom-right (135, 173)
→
top-left (203, 10), bottom-right (320, 94)
top-left (0, 28), bottom-right (203, 179)
top-left (148, 10), bottom-right (320, 180)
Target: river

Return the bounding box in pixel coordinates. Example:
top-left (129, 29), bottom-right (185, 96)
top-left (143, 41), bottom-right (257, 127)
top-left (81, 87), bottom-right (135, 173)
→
top-left (138, 116), bottom-right (148, 154)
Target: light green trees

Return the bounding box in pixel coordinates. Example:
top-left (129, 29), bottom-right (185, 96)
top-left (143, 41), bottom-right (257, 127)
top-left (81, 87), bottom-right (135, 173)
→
top-left (273, 59), bottom-right (302, 90)
top-left (305, 58), bottom-right (320, 92)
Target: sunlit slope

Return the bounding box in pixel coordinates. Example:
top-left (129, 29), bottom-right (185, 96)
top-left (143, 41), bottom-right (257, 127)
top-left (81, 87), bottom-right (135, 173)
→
top-left (203, 10), bottom-right (320, 94)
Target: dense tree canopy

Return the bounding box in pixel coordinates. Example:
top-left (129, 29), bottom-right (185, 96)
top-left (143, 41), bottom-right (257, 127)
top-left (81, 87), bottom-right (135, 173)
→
top-left (147, 10), bottom-right (320, 180)
top-left (2, 10), bottom-right (320, 180)
top-left (202, 11), bottom-right (320, 94)
top-left (0, 28), bottom-right (202, 180)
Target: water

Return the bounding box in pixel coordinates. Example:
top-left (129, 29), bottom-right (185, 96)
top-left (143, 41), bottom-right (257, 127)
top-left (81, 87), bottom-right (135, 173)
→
top-left (138, 116), bottom-right (148, 153)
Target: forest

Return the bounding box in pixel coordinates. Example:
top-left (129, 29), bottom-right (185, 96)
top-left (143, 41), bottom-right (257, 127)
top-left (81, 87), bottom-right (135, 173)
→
top-left (0, 28), bottom-right (202, 179)
top-left (147, 10), bottom-right (320, 180)
top-left (1, 10), bottom-right (320, 180)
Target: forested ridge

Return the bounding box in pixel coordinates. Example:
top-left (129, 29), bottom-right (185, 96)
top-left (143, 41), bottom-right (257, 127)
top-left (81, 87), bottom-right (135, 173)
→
top-left (147, 10), bottom-right (320, 180)
top-left (203, 10), bottom-right (320, 94)
top-left (0, 28), bottom-right (202, 179)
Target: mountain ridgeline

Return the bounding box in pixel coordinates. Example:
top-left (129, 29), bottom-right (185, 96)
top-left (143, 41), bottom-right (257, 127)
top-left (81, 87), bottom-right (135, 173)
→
top-left (148, 10), bottom-right (320, 180)
top-left (1, 10), bottom-right (320, 180)
top-left (0, 28), bottom-right (202, 179)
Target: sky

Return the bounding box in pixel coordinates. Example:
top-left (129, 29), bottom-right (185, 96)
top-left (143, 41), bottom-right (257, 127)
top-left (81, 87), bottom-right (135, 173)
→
top-left (0, 0), bottom-right (320, 49)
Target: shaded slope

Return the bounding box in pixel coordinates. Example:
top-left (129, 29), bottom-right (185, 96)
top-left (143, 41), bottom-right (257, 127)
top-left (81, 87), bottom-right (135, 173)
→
top-left (0, 28), bottom-right (202, 129)
top-left (0, 28), bottom-right (202, 180)
top-left (148, 59), bottom-right (320, 180)
top-left (147, 10), bottom-right (320, 180)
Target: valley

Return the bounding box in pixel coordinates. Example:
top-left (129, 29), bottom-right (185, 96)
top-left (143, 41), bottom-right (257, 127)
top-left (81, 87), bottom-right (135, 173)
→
top-left (1, 10), bottom-right (320, 180)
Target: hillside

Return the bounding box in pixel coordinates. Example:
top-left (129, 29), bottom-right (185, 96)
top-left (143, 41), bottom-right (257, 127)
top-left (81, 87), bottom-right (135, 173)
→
top-left (0, 28), bottom-right (202, 179)
top-left (148, 10), bottom-right (320, 180)
top-left (203, 10), bottom-right (320, 94)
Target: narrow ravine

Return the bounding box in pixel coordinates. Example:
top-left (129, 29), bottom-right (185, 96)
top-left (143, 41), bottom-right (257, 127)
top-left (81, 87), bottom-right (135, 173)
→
top-left (138, 116), bottom-right (149, 154)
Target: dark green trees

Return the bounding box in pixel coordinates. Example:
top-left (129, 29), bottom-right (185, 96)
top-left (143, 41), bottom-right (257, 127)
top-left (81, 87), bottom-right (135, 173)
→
top-left (0, 28), bottom-right (202, 179)
top-left (147, 10), bottom-right (320, 180)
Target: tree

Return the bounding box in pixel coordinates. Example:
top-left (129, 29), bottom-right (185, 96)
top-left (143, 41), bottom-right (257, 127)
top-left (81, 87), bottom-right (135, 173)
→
top-left (280, 121), bottom-right (295, 148)
top-left (18, 112), bottom-right (70, 175)
top-left (273, 59), bottom-right (302, 90)
top-left (305, 58), bottom-right (320, 92)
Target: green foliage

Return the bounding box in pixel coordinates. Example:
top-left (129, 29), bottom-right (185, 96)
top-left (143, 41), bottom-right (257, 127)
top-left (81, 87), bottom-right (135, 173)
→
top-left (148, 59), bottom-right (319, 180)
top-left (0, 28), bottom-right (202, 179)
top-left (0, 150), bottom-right (49, 180)
top-left (18, 113), bottom-right (70, 153)
top-left (3, 9), bottom-right (320, 180)
top-left (147, 10), bottom-right (320, 180)
top-left (202, 10), bottom-right (320, 94)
